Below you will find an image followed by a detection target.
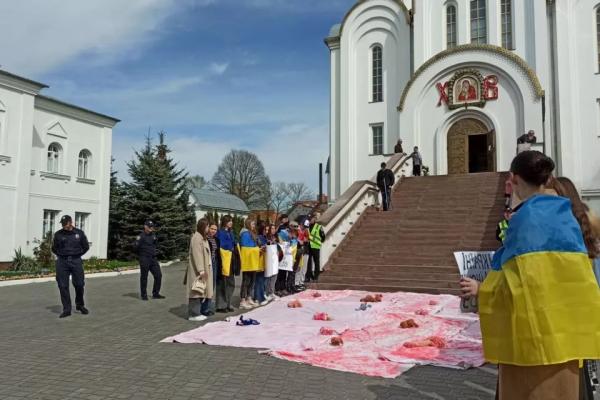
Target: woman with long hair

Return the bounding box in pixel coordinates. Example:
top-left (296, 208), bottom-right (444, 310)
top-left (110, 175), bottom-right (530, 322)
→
top-left (239, 218), bottom-right (260, 310)
top-left (200, 222), bottom-right (219, 316)
top-left (464, 151), bottom-right (600, 399)
top-left (264, 224), bottom-right (280, 301)
top-left (254, 222), bottom-right (269, 306)
top-left (216, 215), bottom-right (236, 313)
top-left (184, 218), bottom-right (213, 322)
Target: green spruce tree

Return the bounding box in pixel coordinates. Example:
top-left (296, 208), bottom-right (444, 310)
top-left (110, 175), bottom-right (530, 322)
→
top-left (119, 132), bottom-right (196, 260)
top-left (107, 158), bottom-right (126, 260)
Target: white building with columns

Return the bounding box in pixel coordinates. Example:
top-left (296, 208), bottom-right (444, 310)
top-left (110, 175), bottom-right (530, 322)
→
top-left (0, 70), bottom-right (119, 262)
top-left (326, 0), bottom-right (600, 213)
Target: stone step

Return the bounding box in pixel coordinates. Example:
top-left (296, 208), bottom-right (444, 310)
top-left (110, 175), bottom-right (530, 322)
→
top-left (312, 282), bottom-right (463, 296)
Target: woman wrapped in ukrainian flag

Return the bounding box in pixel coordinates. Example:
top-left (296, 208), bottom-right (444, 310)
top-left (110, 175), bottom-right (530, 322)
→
top-left (463, 151), bottom-right (600, 399)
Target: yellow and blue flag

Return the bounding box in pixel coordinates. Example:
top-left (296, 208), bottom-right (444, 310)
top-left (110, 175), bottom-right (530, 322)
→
top-left (479, 194), bottom-right (600, 366)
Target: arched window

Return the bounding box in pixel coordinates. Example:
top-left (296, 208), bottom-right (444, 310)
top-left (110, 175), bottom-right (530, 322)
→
top-left (501, 0), bottom-right (513, 49)
top-left (447, 5), bottom-right (457, 48)
top-left (470, 0), bottom-right (487, 44)
top-left (78, 150), bottom-right (91, 179)
top-left (597, 7), bottom-right (600, 71)
top-left (372, 45), bottom-right (383, 103)
top-left (47, 143), bottom-right (62, 173)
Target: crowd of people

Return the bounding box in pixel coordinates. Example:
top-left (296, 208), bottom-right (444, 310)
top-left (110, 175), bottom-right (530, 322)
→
top-left (185, 213), bottom-right (326, 322)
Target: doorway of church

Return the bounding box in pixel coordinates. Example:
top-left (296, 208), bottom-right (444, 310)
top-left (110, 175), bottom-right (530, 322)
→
top-left (447, 118), bottom-right (496, 174)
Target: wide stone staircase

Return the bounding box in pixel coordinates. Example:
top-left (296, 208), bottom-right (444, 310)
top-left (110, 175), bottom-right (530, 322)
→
top-left (315, 172), bottom-right (508, 295)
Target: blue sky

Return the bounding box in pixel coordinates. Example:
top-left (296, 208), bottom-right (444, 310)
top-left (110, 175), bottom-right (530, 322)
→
top-left (1, 0), bottom-right (355, 191)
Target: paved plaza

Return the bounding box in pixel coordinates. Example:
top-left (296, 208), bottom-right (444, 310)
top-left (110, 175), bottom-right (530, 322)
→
top-left (0, 263), bottom-right (497, 400)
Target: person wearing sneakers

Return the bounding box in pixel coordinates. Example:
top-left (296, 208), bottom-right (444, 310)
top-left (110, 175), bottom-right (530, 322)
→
top-left (239, 219), bottom-right (261, 309)
top-left (51, 215), bottom-right (90, 318)
top-left (185, 218), bottom-right (213, 322)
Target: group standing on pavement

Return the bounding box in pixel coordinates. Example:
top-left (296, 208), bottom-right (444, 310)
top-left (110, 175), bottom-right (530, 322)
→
top-left (182, 212), bottom-right (325, 320)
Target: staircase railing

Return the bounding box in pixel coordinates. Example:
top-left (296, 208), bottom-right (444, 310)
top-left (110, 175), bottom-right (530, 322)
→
top-left (318, 153), bottom-right (412, 269)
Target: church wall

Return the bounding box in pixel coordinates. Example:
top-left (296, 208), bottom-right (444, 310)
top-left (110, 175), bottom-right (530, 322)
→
top-left (553, 0), bottom-right (600, 212)
top-left (337, 0), bottom-right (411, 199)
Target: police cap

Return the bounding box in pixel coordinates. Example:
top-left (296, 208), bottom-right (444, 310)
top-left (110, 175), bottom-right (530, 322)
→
top-left (60, 215), bottom-right (72, 226)
top-left (144, 220), bottom-right (156, 228)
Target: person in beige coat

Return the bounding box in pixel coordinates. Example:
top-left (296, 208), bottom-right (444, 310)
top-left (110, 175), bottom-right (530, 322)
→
top-left (184, 218), bottom-right (213, 322)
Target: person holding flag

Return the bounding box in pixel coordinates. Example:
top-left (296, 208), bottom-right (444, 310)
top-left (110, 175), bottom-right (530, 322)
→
top-left (465, 151), bottom-right (600, 399)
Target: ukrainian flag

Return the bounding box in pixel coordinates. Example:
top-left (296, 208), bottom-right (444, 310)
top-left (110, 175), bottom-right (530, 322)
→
top-left (479, 195), bottom-right (600, 366)
top-left (220, 248), bottom-right (233, 277)
top-left (239, 231), bottom-right (261, 272)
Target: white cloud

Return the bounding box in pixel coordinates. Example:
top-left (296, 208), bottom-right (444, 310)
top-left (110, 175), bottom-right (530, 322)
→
top-left (0, 0), bottom-right (203, 75)
top-left (209, 62), bottom-right (230, 75)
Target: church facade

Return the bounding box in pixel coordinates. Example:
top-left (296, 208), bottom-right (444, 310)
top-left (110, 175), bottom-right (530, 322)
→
top-left (325, 0), bottom-right (600, 213)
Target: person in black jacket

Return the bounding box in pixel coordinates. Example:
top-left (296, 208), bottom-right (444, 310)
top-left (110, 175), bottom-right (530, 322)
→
top-left (52, 215), bottom-right (90, 318)
top-left (134, 220), bottom-right (164, 301)
top-left (376, 163), bottom-right (395, 211)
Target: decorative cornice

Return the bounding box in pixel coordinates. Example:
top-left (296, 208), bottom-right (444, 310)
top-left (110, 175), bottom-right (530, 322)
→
top-left (339, 0), bottom-right (411, 38)
top-left (398, 44), bottom-right (545, 111)
top-left (324, 37), bottom-right (341, 50)
top-left (0, 155), bottom-right (11, 164)
top-left (0, 70), bottom-right (47, 95)
top-left (35, 95), bottom-right (120, 128)
top-left (40, 171), bottom-right (71, 181)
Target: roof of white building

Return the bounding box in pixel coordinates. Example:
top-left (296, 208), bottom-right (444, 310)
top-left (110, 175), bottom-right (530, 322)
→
top-left (190, 188), bottom-right (249, 214)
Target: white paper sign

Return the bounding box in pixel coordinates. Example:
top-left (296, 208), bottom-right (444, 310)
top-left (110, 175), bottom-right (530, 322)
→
top-left (265, 245), bottom-right (279, 277)
top-left (278, 242), bottom-right (294, 272)
top-left (454, 251), bottom-right (495, 282)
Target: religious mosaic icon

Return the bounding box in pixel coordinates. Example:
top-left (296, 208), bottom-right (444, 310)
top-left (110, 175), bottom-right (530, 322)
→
top-left (436, 69), bottom-right (498, 110)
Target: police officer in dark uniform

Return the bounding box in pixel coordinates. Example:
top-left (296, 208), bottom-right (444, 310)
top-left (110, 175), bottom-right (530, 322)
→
top-left (135, 220), bottom-right (165, 300)
top-left (51, 215), bottom-right (90, 318)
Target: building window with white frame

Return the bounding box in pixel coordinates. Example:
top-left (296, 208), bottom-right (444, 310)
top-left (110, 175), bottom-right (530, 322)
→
top-left (501, 0), bottom-right (513, 49)
top-left (47, 143), bottom-right (62, 173)
top-left (447, 5), bottom-right (457, 48)
top-left (75, 212), bottom-right (90, 232)
top-left (78, 149), bottom-right (91, 179)
top-left (372, 45), bottom-right (383, 103)
top-left (372, 125), bottom-right (384, 155)
top-left (470, 0), bottom-right (487, 44)
top-left (43, 209), bottom-right (60, 237)
top-left (597, 7), bottom-right (600, 72)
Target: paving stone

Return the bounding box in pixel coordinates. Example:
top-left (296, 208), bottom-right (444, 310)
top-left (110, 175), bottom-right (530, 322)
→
top-left (0, 263), bottom-right (496, 399)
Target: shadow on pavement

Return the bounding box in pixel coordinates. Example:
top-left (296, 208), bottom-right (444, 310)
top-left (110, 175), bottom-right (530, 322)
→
top-left (45, 305), bottom-right (62, 314)
top-left (122, 292), bottom-right (141, 299)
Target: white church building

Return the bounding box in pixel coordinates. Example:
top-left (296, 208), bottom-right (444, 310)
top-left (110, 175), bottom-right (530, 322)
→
top-left (325, 0), bottom-right (600, 213)
top-left (0, 70), bottom-right (119, 262)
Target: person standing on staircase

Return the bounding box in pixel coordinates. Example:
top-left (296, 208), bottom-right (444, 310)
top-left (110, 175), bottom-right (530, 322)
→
top-left (306, 213), bottom-right (325, 283)
top-left (411, 146), bottom-right (423, 176)
top-left (377, 162), bottom-right (395, 211)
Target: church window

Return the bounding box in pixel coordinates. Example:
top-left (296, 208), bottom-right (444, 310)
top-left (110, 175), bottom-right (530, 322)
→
top-left (470, 0), bottom-right (487, 44)
top-left (501, 0), bottom-right (513, 49)
top-left (372, 46), bottom-right (383, 103)
top-left (78, 149), bottom-right (91, 179)
top-left (372, 125), bottom-right (384, 155)
top-left (42, 209), bottom-right (59, 237)
top-left (597, 7), bottom-right (600, 71)
top-left (47, 143), bottom-right (62, 173)
top-left (0, 102), bottom-right (5, 154)
top-left (447, 5), bottom-right (457, 48)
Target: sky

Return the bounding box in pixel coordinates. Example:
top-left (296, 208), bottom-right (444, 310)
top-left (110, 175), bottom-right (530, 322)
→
top-left (0, 0), bottom-right (355, 191)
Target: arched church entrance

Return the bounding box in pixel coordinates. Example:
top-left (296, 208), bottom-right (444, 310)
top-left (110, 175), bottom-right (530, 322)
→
top-left (447, 118), bottom-right (496, 174)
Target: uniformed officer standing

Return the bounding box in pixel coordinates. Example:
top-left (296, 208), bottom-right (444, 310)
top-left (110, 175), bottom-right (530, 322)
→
top-left (51, 215), bottom-right (90, 318)
top-left (135, 220), bottom-right (165, 300)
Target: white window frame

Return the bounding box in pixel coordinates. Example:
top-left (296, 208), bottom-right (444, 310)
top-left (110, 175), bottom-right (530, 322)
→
top-left (43, 209), bottom-right (60, 237)
top-left (370, 44), bottom-right (383, 103)
top-left (596, 6), bottom-right (600, 73)
top-left (470, 0), bottom-right (487, 44)
top-left (500, 0), bottom-right (514, 50)
top-left (47, 143), bottom-right (62, 173)
top-left (0, 101), bottom-right (5, 155)
top-left (78, 149), bottom-right (91, 179)
top-left (371, 124), bottom-right (384, 156)
top-left (75, 212), bottom-right (90, 232)
top-left (446, 4), bottom-right (458, 49)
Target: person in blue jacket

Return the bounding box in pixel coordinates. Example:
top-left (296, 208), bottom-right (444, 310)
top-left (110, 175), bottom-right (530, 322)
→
top-left (215, 216), bottom-right (236, 313)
